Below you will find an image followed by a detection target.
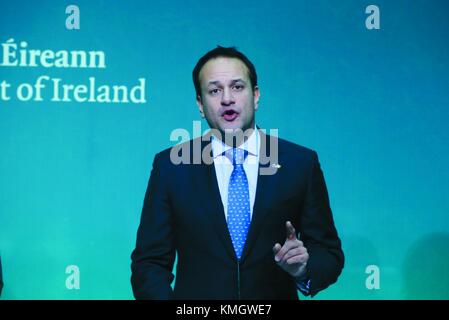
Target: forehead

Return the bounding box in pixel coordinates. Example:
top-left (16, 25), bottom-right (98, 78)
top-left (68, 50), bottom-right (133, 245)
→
top-left (199, 57), bottom-right (250, 84)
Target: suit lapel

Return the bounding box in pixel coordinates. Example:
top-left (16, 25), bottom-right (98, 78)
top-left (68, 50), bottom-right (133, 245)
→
top-left (198, 138), bottom-right (237, 261)
top-left (240, 131), bottom-right (283, 263)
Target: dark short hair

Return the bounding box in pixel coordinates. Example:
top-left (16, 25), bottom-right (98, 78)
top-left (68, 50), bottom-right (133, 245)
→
top-left (192, 46), bottom-right (258, 97)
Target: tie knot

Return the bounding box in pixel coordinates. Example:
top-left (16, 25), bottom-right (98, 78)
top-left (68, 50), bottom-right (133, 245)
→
top-left (225, 148), bottom-right (247, 166)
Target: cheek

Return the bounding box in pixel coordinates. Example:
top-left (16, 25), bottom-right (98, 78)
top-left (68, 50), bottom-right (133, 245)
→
top-left (201, 100), bottom-right (214, 111)
top-left (242, 98), bottom-right (256, 113)
top-left (203, 102), bottom-right (221, 118)
top-left (240, 93), bottom-right (254, 106)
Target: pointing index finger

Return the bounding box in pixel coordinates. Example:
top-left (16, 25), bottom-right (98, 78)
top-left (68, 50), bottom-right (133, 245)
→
top-left (286, 221), bottom-right (296, 240)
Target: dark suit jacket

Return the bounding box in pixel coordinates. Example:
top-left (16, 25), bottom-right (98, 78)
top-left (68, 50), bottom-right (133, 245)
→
top-left (131, 131), bottom-right (344, 299)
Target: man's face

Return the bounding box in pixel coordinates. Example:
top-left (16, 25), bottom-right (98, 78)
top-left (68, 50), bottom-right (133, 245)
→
top-left (196, 57), bottom-right (260, 137)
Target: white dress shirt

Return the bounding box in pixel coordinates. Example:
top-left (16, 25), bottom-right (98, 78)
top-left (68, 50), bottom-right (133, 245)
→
top-left (211, 128), bottom-right (260, 221)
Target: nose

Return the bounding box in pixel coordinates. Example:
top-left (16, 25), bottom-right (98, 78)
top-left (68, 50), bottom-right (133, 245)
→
top-left (221, 87), bottom-right (235, 106)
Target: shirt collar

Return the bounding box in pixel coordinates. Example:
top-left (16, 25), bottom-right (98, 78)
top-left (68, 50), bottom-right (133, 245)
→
top-left (211, 126), bottom-right (260, 159)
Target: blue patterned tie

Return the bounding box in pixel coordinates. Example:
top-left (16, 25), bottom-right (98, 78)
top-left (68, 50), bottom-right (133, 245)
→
top-left (226, 148), bottom-right (250, 260)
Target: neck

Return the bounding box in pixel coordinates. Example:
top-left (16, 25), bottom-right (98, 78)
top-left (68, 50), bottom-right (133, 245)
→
top-left (214, 126), bottom-right (256, 148)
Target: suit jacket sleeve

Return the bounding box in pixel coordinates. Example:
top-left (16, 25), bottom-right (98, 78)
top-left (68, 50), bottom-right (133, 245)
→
top-left (131, 152), bottom-right (175, 299)
top-left (300, 151), bottom-right (344, 297)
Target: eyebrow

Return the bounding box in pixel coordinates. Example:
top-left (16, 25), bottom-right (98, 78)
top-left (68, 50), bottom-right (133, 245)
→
top-left (207, 79), bottom-right (247, 86)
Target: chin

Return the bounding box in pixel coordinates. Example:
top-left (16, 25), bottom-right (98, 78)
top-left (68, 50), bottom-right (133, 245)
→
top-left (220, 120), bottom-right (243, 130)
top-left (221, 126), bottom-right (244, 133)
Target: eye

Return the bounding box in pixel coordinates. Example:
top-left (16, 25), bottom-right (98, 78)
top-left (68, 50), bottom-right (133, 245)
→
top-left (233, 84), bottom-right (244, 91)
top-left (209, 88), bottom-right (220, 95)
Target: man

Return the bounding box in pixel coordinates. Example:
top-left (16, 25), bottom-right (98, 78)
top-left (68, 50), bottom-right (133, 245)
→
top-left (131, 46), bottom-right (344, 299)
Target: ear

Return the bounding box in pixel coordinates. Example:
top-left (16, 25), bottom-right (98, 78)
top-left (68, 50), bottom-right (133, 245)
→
top-left (196, 94), bottom-right (205, 118)
top-left (253, 86), bottom-right (260, 111)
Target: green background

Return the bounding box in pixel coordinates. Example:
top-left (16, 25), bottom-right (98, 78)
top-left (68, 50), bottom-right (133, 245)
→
top-left (1, 0), bottom-right (448, 299)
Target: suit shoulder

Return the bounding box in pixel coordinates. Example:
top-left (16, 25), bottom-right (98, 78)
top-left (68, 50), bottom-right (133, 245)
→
top-left (277, 137), bottom-right (318, 160)
top-left (152, 137), bottom-right (203, 166)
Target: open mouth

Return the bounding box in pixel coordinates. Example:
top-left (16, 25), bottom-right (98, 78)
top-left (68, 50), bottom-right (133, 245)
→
top-left (222, 109), bottom-right (239, 122)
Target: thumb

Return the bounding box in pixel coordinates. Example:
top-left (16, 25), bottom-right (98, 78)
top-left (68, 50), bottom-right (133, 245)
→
top-left (273, 243), bottom-right (282, 255)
